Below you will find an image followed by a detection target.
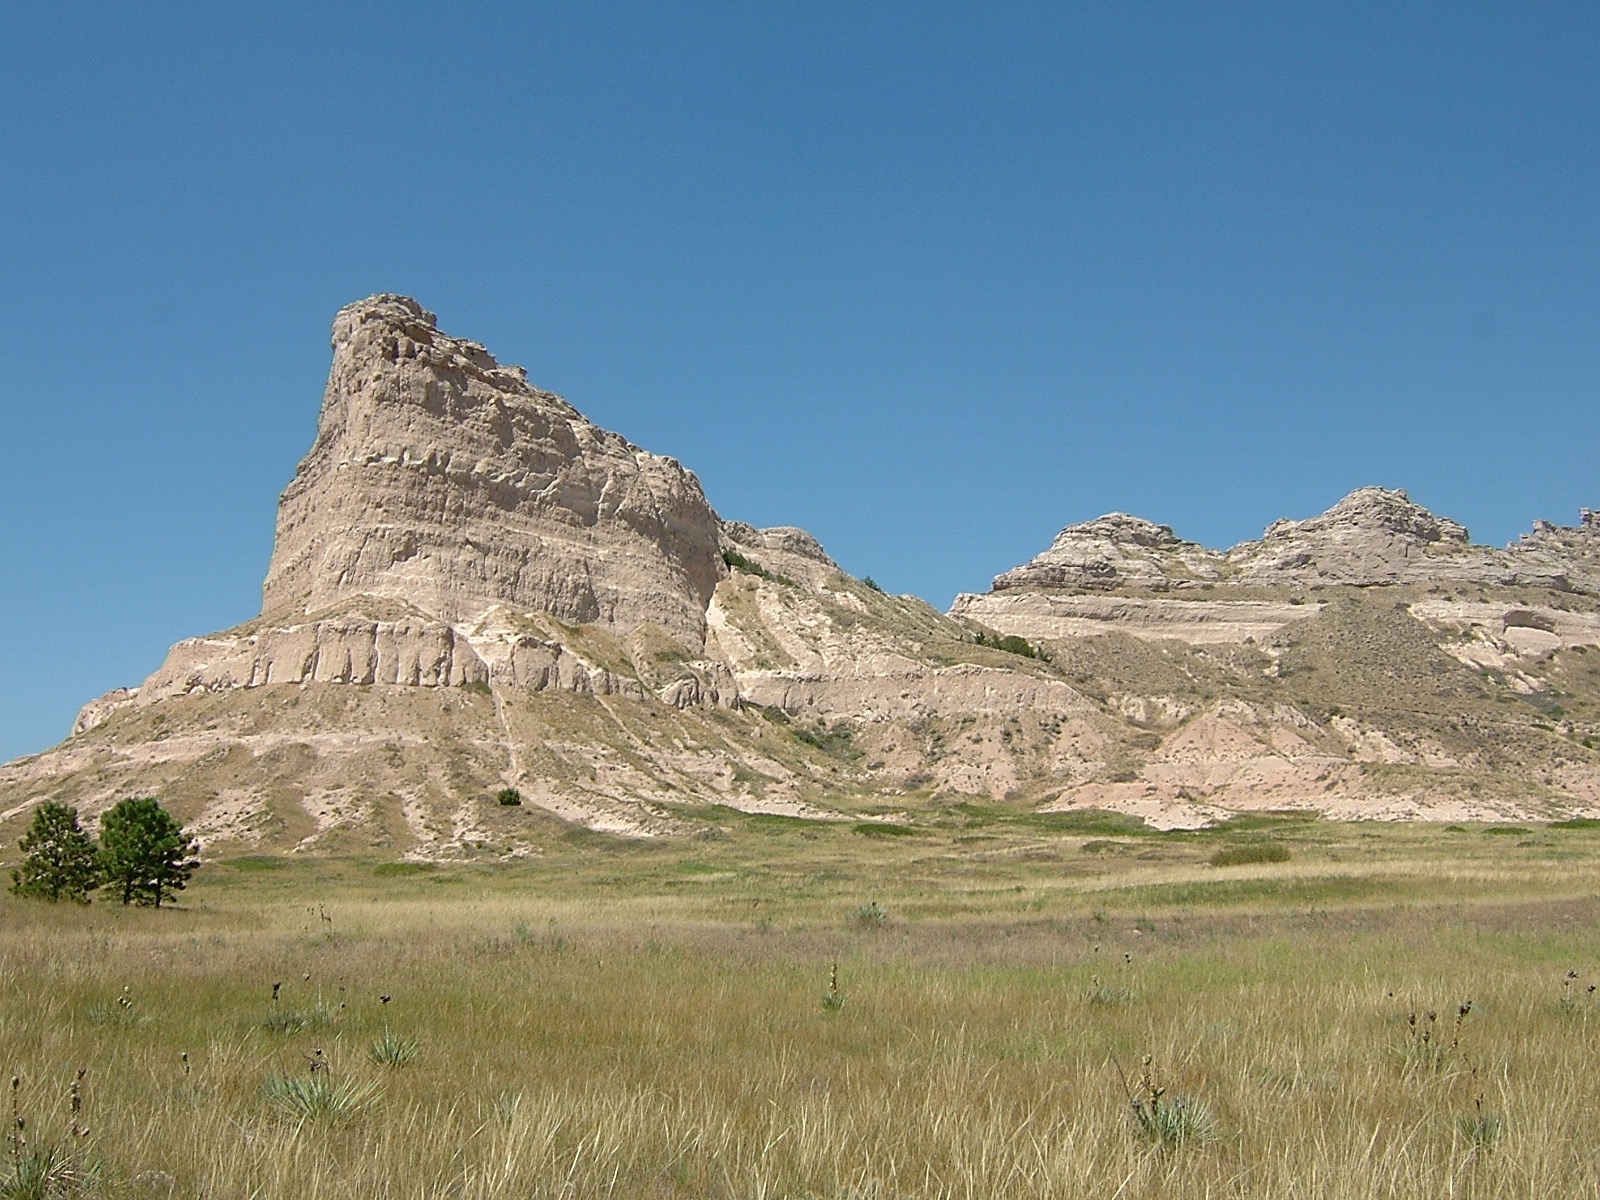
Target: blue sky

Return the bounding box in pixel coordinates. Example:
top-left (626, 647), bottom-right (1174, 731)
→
top-left (2, 3), bottom-right (1596, 762)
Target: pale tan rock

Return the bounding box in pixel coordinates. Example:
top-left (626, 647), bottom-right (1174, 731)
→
top-left (73, 688), bottom-right (139, 735)
top-left (991, 513), bottom-right (1223, 592)
top-left (1508, 509), bottom-right (1600, 594)
top-left (951, 591), bottom-right (1322, 645)
top-left (263, 295), bottom-right (723, 647)
top-left (12, 298), bottom-right (1600, 849)
top-left (1224, 487), bottom-right (1537, 587)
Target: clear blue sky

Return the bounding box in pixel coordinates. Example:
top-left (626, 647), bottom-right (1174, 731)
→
top-left (3, 3), bottom-right (1596, 762)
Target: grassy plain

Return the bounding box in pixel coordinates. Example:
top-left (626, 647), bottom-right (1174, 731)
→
top-left (4, 810), bottom-right (1600, 1197)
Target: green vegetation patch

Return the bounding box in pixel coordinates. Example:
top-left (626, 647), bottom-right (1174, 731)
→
top-left (721, 549), bottom-right (795, 587)
top-left (952, 803), bottom-right (1152, 837)
top-left (222, 855), bottom-right (287, 872)
top-left (853, 822), bottom-right (920, 838)
top-left (1094, 873), bottom-right (1388, 910)
top-left (373, 861), bottom-right (437, 877)
top-left (1208, 841), bottom-right (1292, 867)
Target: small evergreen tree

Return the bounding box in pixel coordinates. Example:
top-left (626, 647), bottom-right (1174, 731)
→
top-left (98, 797), bottom-right (199, 908)
top-left (10, 802), bottom-right (101, 902)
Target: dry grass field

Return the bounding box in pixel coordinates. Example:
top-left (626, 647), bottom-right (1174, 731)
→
top-left (4, 809), bottom-right (1600, 1197)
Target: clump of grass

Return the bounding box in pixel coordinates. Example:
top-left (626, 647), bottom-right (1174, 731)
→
top-left (1080, 839), bottom-right (1129, 855)
top-left (847, 901), bottom-right (888, 929)
top-left (1457, 1076), bottom-right (1503, 1156)
top-left (85, 988), bottom-right (145, 1029)
top-left (367, 1033), bottom-right (420, 1068)
top-left (1087, 984), bottom-right (1137, 1006)
top-left (261, 996), bottom-right (342, 1035)
top-left (3, 1075), bottom-right (93, 1200)
top-left (373, 862), bottom-right (436, 877)
top-left (0, 1144), bottom-right (91, 1200)
top-left (1208, 841), bottom-right (1291, 867)
top-left (495, 788), bottom-right (522, 807)
top-left (1125, 1056), bottom-right (1215, 1147)
top-left (264, 1072), bottom-right (381, 1123)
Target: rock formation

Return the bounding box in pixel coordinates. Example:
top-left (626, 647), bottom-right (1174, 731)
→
top-left (263, 295), bottom-right (724, 645)
top-left (3, 297), bottom-right (1597, 855)
top-left (1509, 509), bottom-right (1600, 595)
top-left (1223, 487), bottom-right (1542, 588)
top-left (992, 514), bottom-right (1223, 592)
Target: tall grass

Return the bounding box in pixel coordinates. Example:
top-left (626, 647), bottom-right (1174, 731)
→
top-left (0, 823), bottom-right (1598, 1196)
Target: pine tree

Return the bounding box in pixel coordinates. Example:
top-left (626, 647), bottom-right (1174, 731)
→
top-left (98, 797), bottom-right (200, 908)
top-left (10, 802), bottom-right (101, 902)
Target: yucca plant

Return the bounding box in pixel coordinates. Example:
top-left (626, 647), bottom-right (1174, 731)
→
top-left (367, 1032), bottom-right (420, 1067)
top-left (0, 1144), bottom-right (90, 1200)
top-left (1126, 1056), bottom-right (1215, 1148)
top-left (264, 1073), bottom-right (380, 1123)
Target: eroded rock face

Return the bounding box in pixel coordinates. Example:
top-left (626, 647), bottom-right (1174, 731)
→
top-left (1223, 487), bottom-right (1534, 587)
top-left (1509, 509), bottom-right (1600, 594)
top-left (262, 295), bottom-right (724, 647)
top-left (992, 513), bottom-right (1223, 592)
top-left (978, 488), bottom-right (1586, 599)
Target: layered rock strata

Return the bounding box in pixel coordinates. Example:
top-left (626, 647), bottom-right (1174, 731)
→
top-left (1224, 487), bottom-right (1544, 588)
top-left (991, 514), bottom-right (1222, 592)
top-left (262, 295), bottom-right (724, 645)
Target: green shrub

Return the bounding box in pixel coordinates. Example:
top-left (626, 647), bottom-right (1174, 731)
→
top-left (852, 822), bottom-right (918, 838)
top-left (847, 901), bottom-right (889, 929)
top-left (722, 549), bottom-right (794, 586)
top-left (1208, 841), bottom-right (1291, 867)
top-left (971, 629), bottom-right (1044, 659)
top-left (496, 788), bottom-right (523, 806)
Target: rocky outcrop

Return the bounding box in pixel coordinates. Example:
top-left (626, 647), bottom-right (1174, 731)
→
top-left (72, 688), bottom-right (138, 736)
top-left (720, 521), bottom-right (840, 587)
top-left (1508, 509), bottom-right (1600, 594)
top-left (1223, 487), bottom-right (1543, 587)
top-left (970, 488), bottom-right (1586, 608)
top-left (262, 295), bottom-right (724, 647)
top-left (950, 591), bottom-right (1323, 645)
top-left (992, 513), bottom-right (1223, 592)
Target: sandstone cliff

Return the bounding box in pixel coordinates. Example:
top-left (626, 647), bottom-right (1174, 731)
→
top-left (263, 295), bottom-right (724, 646)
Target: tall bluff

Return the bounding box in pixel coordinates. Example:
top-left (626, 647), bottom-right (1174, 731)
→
top-left (262, 295), bottom-right (723, 647)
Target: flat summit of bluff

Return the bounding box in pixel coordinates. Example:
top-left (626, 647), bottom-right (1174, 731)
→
top-left (5, 296), bottom-right (1598, 856)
